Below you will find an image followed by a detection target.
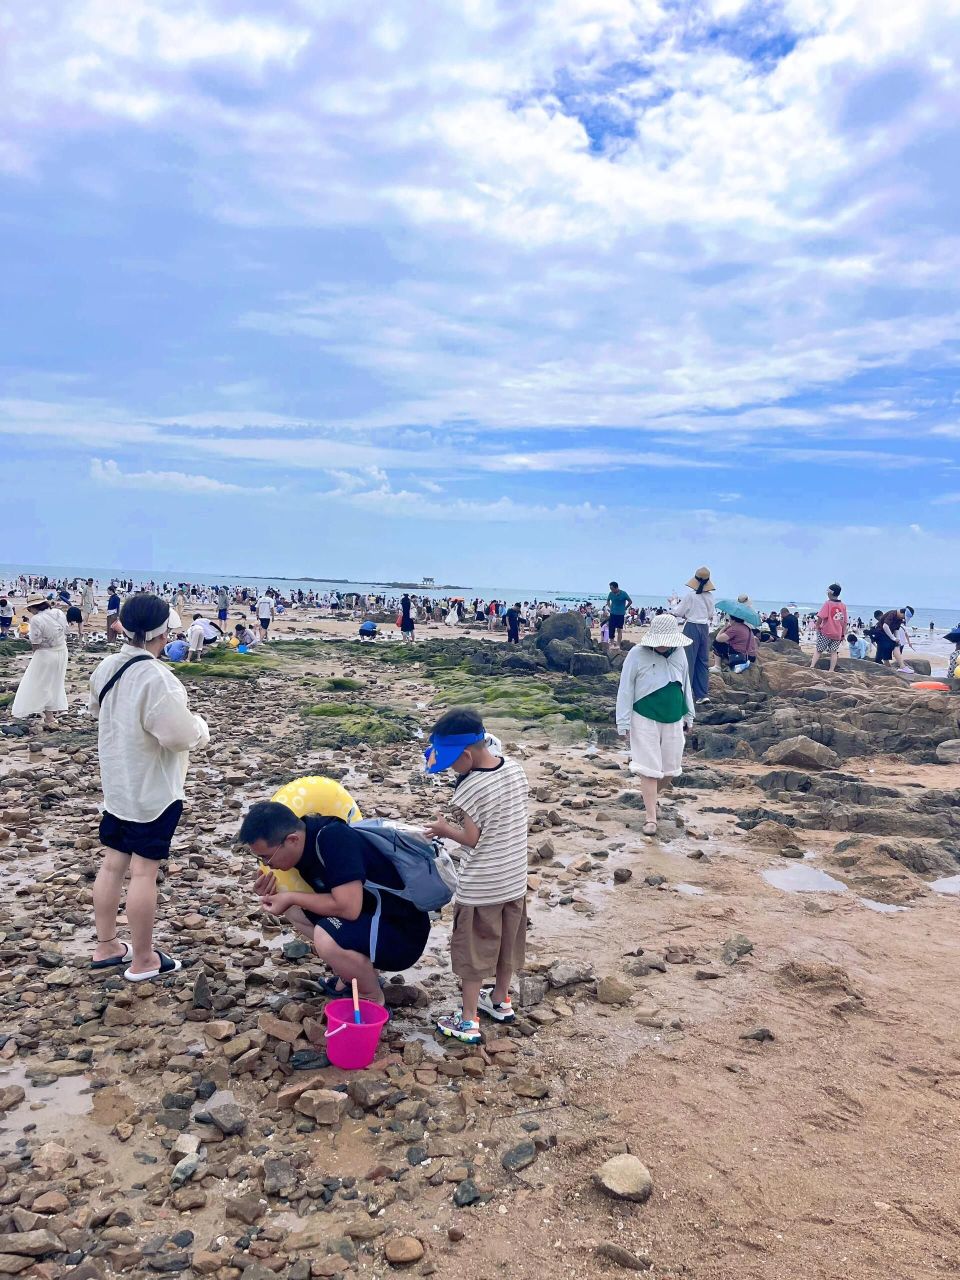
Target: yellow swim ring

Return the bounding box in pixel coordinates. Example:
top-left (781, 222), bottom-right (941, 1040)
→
top-left (260, 776), bottom-right (362, 893)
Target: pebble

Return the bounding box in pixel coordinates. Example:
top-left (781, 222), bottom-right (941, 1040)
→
top-left (594, 1154), bottom-right (654, 1203)
top-left (595, 1242), bottom-right (653, 1271)
top-left (501, 1140), bottom-right (538, 1173)
top-left (383, 1237), bottom-right (424, 1265)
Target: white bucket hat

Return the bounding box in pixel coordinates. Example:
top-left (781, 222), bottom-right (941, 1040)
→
top-left (637, 614), bottom-right (692, 648)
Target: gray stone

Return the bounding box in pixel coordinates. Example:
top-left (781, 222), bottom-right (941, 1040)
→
top-left (452, 1179), bottom-right (482, 1207)
top-left (0, 1232), bottom-right (64, 1258)
top-left (594, 1154), bottom-right (653, 1203)
top-left (282, 940), bottom-right (312, 961)
top-left (206, 1102), bottom-right (247, 1136)
top-left (935, 739), bottom-right (960, 764)
top-left (547, 959), bottom-right (594, 988)
top-left (501, 1141), bottom-right (538, 1173)
top-left (762, 735), bottom-right (839, 770)
top-left (170, 1154), bottom-right (201, 1189)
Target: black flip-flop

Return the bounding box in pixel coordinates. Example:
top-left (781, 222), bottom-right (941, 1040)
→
top-left (124, 950), bottom-right (183, 983)
top-left (90, 941), bottom-right (133, 970)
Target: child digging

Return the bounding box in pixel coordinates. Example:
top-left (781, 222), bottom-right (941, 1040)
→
top-left (424, 707), bottom-right (529, 1045)
top-left (615, 613), bottom-right (695, 834)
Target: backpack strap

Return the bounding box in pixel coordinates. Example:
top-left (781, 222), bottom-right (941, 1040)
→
top-left (96, 654), bottom-right (153, 706)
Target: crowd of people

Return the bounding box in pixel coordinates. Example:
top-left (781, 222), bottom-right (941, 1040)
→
top-left (2, 572), bottom-right (958, 1050)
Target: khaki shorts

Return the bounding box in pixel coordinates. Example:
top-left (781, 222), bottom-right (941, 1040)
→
top-left (450, 896), bottom-right (527, 983)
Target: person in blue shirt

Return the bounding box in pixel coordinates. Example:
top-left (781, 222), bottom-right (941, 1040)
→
top-left (605, 581), bottom-right (632, 646)
top-left (847, 633), bottom-right (869, 661)
top-left (163, 634), bottom-right (189, 662)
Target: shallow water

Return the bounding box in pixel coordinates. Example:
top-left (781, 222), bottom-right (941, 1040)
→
top-left (930, 874), bottom-right (960, 896)
top-left (762, 865), bottom-right (848, 894)
top-left (858, 898), bottom-right (910, 914)
top-left (0, 1063), bottom-right (93, 1135)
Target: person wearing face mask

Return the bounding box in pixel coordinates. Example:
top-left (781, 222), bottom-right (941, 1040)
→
top-left (615, 614), bottom-right (695, 835)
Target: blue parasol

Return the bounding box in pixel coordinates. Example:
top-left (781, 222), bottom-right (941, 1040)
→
top-left (714, 598), bottom-right (761, 627)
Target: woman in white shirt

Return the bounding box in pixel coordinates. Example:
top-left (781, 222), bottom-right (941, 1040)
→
top-left (11, 598), bottom-right (69, 727)
top-left (89, 594), bottom-right (209, 982)
top-left (670, 566), bottom-right (716, 705)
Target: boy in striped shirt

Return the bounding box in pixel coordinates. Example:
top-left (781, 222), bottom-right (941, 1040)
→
top-left (424, 706), bottom-right (529, 1045)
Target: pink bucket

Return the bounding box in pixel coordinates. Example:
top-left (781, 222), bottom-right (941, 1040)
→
top-left (323, 998), bottom-right (390, 1070)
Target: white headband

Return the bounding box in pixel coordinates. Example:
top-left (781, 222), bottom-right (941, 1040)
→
top-left (123, 607), bottom-right (181, 641)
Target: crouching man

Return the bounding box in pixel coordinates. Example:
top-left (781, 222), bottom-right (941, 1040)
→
top-left (238, 801), bottom-right (431, 1003)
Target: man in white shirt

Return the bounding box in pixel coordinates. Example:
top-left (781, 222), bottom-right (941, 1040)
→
top-left (256, 592), bottom-right (275, 641)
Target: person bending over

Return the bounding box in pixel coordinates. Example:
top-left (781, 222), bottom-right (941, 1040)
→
top-left (238, 802), bottom-right (431, 1003)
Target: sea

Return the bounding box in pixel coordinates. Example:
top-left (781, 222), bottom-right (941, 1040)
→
top-left (2, 561), bottom-right (957, 666)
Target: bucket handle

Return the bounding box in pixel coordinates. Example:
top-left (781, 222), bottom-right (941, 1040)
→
top-left (324, 1023), bottom-right (347, 1039)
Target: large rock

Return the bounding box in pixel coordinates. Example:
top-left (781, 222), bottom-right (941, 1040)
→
top-left (570, 651), bottom-right (611, 677)
top-left (544, 639), bottom-right (575, 671)
top-left (536, 612), bottom-right (590, 650)
top-left (762, 735), bottom-right (839, 770)
top-left (936, 739), bottom-right (960, 764)
top-left (904, 657), bottom-right (932, 676)
top-left (594, 1154), bottom-right (654, 1203)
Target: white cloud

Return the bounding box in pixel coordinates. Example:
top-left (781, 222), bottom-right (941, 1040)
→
top-left (90, 457), bottom-right (276, 496)
top-left (322, 476), bottom-right (605, 523)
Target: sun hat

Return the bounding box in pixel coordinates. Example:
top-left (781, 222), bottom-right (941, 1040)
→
top-left (25, 596), bottom-right (49, 609)
top-left (686, 567), bottom-right (716, 591)
top-left (637, 614), bottom-right (692, 648)
top-left (423, 729), bottom-right (486, 774)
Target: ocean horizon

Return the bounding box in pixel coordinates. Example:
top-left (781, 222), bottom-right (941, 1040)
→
top-left (2, 560), bottom-right (958, 636)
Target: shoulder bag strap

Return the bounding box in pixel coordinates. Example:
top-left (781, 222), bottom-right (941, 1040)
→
top-left (97, 654), bottom-right (153, 706)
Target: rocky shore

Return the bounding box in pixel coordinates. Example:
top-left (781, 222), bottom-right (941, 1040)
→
top-left (1, 628), bottom-right (959, 1280)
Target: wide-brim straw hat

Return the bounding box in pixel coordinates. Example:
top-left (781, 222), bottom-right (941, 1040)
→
top-left (637, 614), bottom-right (692, 648)
top-left (25, 596), bottom-right (48, 609)
top-left (686, 567), bottom-right (716, 591)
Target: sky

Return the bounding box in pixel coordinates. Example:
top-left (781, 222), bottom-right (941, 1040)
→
top-left (2, 0), bottom-right (960, 602)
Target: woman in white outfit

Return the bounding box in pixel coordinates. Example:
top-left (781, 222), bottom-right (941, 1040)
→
top-left (670, 566), bottom-right (716, 704)
top-left (89, 593), bottom-right (209, 982)
top-left (11, 597), bottom-right (69, 727)
top-left (616, 614), bottom-right (695, 834)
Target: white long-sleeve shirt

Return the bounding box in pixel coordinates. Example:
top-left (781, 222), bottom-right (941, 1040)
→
top-left (671, 590), bottom-right (715, 626)
top-left (89, 645), bottom-right (209, 822)
top-left (616, 645), bottom-right (695, 733)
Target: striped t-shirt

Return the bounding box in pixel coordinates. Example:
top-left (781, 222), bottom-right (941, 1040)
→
top-left (452, 757), bottom-right (529, 906)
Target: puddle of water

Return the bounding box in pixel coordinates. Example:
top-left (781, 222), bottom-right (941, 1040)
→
top-left (859, 898), bottom-right (910, 915)
top-left (930, 875), bottom-right (960, 896)
top-left (762, 865), bottom-right (847, 894)
top-left (0, 1064), bottom-right (93, 1135)
top-left (674, 883), bottom-right (706, 897)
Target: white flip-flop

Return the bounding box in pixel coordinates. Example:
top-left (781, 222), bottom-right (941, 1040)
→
top-left (123, 950), bottom-right (182, 983)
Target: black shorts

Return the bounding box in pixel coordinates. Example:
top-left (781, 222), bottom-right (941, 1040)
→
top-left (99, 800), bottom-right (183, 861)
top-left (259, 617), bottom-right (271, 630)
top-left (608, 613), bottom-right (625, 633)
top-left (66, 607), bottom-right (83, 624)
top-left (875, 634), bottom-right (896, 661)
top-left (307, 906), bottom-right (430, 972)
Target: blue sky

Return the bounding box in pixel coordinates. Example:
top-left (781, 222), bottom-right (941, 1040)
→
top-left (2, 0), bottom-right (959, 602)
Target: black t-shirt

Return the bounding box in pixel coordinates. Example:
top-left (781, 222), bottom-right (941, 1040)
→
top-left (107, 593), bottom-right (121, 614)
top-left (781, 614), bottom-right (800, 643)
top-left (506, 607), bottom-right (520, 631)
top-left (297, 816), bottom-right (419, 926)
